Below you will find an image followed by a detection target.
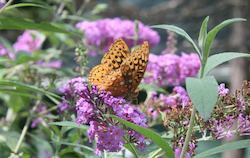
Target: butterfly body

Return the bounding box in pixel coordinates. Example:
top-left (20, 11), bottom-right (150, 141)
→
top-left (88, 39), bottom-right (149, 97)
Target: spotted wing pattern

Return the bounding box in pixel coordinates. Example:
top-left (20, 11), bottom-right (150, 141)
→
top-left (88, 39), bottom-right (149, 97)
top-left (101, 39), bottom-right (129, 70)
top-left (121, 41), bottom-right (149, 92)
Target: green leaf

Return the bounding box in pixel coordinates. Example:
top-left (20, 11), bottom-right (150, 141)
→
top-left (52, 141), bottom-right (93, 152)
top-left (91, 3), bottom-right (108, 15)
top-left (0, 80), bottom-right (60, 104)
top-left (0, 17), bottom-right (70, 34)
top-left (15, 52), bottom-right (39, 64)
top-left (109, 115), bottom-right (174, 158)
top-left (203, 52), bottom-right (250, 75)
top-left (29, 133), bottom-right (53, 154)
top-left (198, 16), bottom-right (209, 52)
top-left (0, 131), bottom-right (20, 151)
top-left (186, 76), bottom-right (218, 120)
top-left (152, 25), bottom-right (201, 57)
top-left (4, 3), bottom-right (49, 11)
top-left (5, 95), bottom-right (26, 112)
top-left (203, 18), bottom-right (246, 59)
top-left (49, 121), bottom-right (88, 130)
top-left (194, 139), bottom-right (250, 158)
top-left (124, 143), bottom-right (140, 158)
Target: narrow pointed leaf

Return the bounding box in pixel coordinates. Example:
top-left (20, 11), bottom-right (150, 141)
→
top-left (109, 115), bottom-right (174, 158)
top-left (0, 17), bottom-right (70, 34)
top-left (203, 52), bottom-right (250, 75)
top-left (152, 25), bottom-right (201, 57)
top-left (204, 18), bottom-right (246, 58)
top-left (49, 121), bottom-right (88, 130)
top-left (186, 76), bottom-right (218, 120)
top-left (4, 3), bottom-right (49, 11)
top-left (198, 16), bottom-right (209, 52)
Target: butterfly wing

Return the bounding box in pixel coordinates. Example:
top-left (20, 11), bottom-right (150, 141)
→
top-left (101, 38), bottom-right (130, 70)
top-left (88, 64), bottom-right (112, 87)
top-left (88, 64), bottom-right (129, 96)
top-left (120, 41), bottom-right (149, 92)
top-left (88, 39), bottom-right (149, 97)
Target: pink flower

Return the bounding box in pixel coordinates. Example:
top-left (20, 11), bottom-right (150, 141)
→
top-left (218, 83), bottom-right (229, 96)
top-left (76, 18), bottom-right (160, 55)
top-left (13, 30), bottom-right (45, 53)
top-left (144, 53), bottom-right (200, 86)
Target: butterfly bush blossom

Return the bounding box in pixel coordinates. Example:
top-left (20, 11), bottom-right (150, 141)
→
top-left (143, 86), bottom-right (196, 157)
top-left (75, 18), bottom-right (160, 56)
top-left (207, 82), bottom-right (250, 139)
top-left (143, 82), bottom-right (250, 157)
top-left (58, 77), bottom-right (147, 155)
top-left (13, 30), bottom-right (45, 53)
top-left (144, 53), bottom-right (200, 86)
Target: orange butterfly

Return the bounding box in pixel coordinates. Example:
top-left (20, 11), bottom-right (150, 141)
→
top-left (88, 38), bottom-right (149, 97)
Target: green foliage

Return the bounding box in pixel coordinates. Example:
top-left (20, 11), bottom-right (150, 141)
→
top-left (203, 52), bottom-right (250, 75)
top-left (198, 16), bottom-right (209, 52)
top-left (186, 76), bottom-right (218, 120)
top-left (0, 80), bottom-right (60, 104)
top-left (0, 17), bottom-right (70, 33)
top-left (152, 25), bottom-right (201, 57)
top-left (203, 18), bottom-right (246, 61)
top-left (0, 1), bottom-right (249, 157)
top-left (3, 3), bottom-right (49, 11)
top-left (110, 115), bottom-right (174, 158)
top-left (194, 139), bottom-right (250, 158)
top-left (49, 121), bottom-right (88, 130)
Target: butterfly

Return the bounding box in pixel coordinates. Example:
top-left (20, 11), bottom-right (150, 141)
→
top-left (88, 38), bottom-right (149, 97)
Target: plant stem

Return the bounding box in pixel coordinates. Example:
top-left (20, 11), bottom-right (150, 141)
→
top-left (12, 102), bottom-right (40, 155)
top-left (13, 115), bottom-right (32, 154)
top-left (180, 107), bottom-right (196, 158)
top-left (180, 58), bottom-right (206, 158)
top-left (0, 0), bottom-right (14, 13)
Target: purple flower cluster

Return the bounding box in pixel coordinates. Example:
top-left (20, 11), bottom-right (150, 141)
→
top-left (208, 82), bottom-right (250, 139)
top-left (145, 86), bottom-right (191, 120)
top-left (88, 122), bottom-right (124, 155)
top-left (13, 30), bottom-right (45, 53)
top-left (75, 18), bottom-right (160, 56)
top-left (209, 114), bottom-right (250, 139)
top-left (144, 53), bottom-right (200, 86)
top-left (209, 116), bottom-right (236, 139)
top-left (58, 77), bottom-right (148, 154)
